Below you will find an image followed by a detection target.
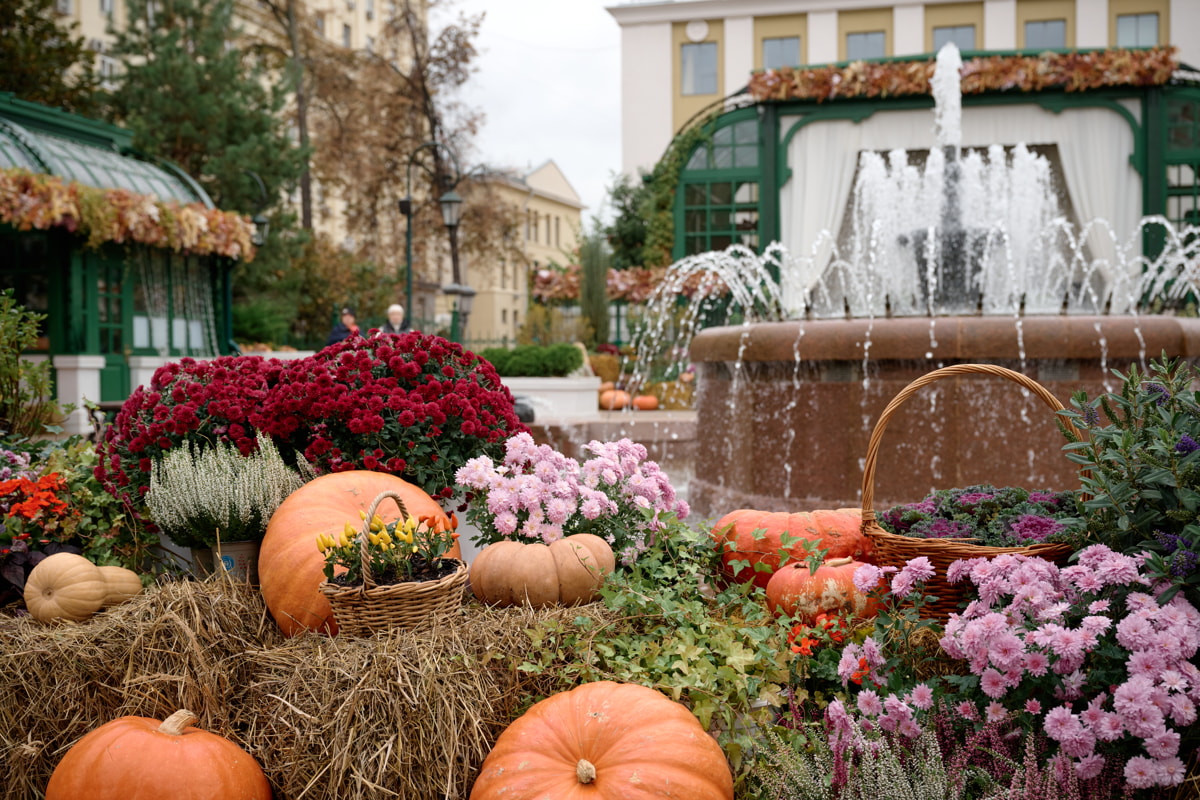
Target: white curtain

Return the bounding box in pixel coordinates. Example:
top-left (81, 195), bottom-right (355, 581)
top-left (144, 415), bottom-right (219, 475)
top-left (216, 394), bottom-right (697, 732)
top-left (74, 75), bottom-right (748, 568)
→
top-left (778, 119), bottom-right (861, 313)
top-left (779, 101), bottom-right (1143, 305)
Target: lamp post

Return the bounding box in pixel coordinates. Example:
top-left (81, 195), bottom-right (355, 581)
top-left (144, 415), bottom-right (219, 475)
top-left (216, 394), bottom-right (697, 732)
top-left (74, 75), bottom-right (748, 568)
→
top-left (399, 142), bottom-right (462, 333)
top-left (243, 170), bottom-right (271, 247)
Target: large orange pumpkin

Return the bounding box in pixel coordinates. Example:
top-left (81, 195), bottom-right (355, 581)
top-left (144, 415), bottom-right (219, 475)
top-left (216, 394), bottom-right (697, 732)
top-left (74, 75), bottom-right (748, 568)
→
top-left (711, 508), bottom-right (868, 590)
top-left (45, 709), bottom-right (271, 800)
top-left (764, 556), bottom-right (881, 623)
top-left (259, 470), bottom-right (457, 636)
top-left (470, 534), bottom-right (615, 607)
top-left (470, 681), bottom-right (733, 800)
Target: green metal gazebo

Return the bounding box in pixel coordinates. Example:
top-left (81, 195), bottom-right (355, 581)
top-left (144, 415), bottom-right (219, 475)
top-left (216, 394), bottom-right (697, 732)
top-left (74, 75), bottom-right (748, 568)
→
top-left (0, 93), bottom-right (246, 435)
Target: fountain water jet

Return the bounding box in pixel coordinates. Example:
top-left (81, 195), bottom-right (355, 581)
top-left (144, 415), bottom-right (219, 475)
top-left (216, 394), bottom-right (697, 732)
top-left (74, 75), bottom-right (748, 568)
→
top-left (631, 44), bottom-right (1200, 517)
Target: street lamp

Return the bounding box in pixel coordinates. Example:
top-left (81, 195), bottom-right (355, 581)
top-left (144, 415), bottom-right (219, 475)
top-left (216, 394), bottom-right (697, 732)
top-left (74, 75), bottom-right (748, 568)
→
top-left (442, 281), bottom-right (475, 344)
top-left (400, 142), bottom-right (462, 333)
top-left (243, 170), bottom-right (271, 247)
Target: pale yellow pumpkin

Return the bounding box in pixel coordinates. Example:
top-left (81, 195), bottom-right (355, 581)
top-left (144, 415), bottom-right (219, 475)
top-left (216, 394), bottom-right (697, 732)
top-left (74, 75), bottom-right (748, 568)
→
top-left (98, 566), bottom-right (144, 608)
top-left (24, 553), bottom-right (107, 622)
top-left (471, 534), bottom-right (615, 607)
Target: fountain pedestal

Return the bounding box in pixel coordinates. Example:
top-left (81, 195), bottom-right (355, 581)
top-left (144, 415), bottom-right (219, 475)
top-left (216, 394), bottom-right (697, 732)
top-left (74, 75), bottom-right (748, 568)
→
top-left (688, 316), bottom-right (1200, 517)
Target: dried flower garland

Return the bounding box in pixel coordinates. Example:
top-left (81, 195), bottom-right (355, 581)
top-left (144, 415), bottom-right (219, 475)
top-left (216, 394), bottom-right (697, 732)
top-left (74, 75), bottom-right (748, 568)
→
top-left (531, 263), bottom-right (731, 304)
top-left (0, 167), bottom-right (256, 260)
top-left (749, 46), bottom-right (1179, 104)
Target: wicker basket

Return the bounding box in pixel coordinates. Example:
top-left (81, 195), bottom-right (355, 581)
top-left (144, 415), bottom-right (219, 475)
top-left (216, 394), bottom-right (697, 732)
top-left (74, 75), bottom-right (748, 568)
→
top-left (319, 490), bottom-right (468, 636)
top-left (860, 364), bottom-right (1079, 620)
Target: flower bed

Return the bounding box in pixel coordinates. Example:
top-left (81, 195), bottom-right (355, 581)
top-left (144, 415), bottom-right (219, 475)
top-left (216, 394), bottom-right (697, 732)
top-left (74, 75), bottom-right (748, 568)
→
top-left (6, 356), bottom-right (1200, 798)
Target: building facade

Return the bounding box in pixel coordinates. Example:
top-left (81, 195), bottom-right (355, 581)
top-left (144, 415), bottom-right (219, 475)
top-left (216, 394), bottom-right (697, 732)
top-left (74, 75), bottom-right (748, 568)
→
top-left (608, 0), bottom-right (1200, 178)
top-left (468, 161), bottom-right (584, 347)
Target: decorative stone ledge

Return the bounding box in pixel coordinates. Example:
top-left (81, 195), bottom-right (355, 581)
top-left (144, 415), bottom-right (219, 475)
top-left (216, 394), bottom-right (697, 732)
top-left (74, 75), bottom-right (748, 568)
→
top-left (501, 376), bottom-right (602, 421)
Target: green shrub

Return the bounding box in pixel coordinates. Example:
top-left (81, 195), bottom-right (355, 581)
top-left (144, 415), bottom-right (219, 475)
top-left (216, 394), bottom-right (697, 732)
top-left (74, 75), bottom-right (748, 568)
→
top-left (0, 290), bottom-right (63, 438)
top-left (479, 343), bottom-right (583, 377)
top-left (1061, 356), bottom-right (1200, 605)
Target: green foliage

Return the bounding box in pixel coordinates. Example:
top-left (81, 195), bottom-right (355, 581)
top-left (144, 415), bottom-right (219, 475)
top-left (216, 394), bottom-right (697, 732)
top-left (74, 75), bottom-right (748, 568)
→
top-left (107, 0), bottom-right (307, 217)
top-left (579, 229), bottom-right (611, 349)
top-left (1060, 356), bottom-right (1200, 605)
top-left (40, 435), bottom-right (136, 567)
top-left (0, 289), bottom-right (63, 438)
top-left (516, 304), bottom-right (593, 346)
top-left (231, 297), bottom-right (292, 347)
top-left (517, 516), bottom-right (791, 783)
top-left (479, 343), bottom-right (583, 378)
top-left (0, 0), bottom-right (100, 114)
top-left (603, 121), bottom-right (713, 268)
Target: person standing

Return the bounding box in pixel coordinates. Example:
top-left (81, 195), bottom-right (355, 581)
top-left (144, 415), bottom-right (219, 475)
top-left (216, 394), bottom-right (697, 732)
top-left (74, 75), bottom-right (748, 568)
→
top-left (325, 306), bottom-right (360, 346)
top-left (379, 303), bottom-right (410, 334)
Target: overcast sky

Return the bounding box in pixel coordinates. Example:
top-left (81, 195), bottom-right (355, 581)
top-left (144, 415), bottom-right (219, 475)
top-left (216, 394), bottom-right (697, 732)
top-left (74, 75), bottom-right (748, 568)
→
top-left (442, 0), bottom-right (624, 229)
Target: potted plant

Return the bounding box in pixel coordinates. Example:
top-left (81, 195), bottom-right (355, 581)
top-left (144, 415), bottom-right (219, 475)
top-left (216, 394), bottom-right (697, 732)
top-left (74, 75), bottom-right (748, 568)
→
top-left (146, 432), bottom-right (307, 582)
top-left (455, 431), bottom-right (690, 565)
top-left (316, 490), bottom-right (466, 635)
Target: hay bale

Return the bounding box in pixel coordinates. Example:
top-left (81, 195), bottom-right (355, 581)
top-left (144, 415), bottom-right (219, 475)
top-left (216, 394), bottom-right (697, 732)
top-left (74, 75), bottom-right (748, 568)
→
top-left (1, 577), bottom-right (612, 800)
top-left (233, 605), bottom-right (605, 800)
top-left (0, 576), bottom-right (278, 800)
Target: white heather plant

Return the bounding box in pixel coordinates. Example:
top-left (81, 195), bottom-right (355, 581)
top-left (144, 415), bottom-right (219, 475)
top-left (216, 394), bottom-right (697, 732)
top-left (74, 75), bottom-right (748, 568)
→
top-left (757, 712), bottom-right (957, 800)
top-left (148, 431), bottom-right (308, 549)
top-left (455, 432), bottom-right (689, 564)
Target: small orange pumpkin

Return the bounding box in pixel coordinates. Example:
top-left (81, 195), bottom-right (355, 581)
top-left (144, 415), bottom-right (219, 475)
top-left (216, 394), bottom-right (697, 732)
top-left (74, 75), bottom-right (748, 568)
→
top-left (711, 508), bottom-right (868, 590)
top-left (470, 534), bottom-right (615, 607)
top-left (765, 556), bottom-right (881, 623)
top-left (598, 389), bottom-right (631, 410)
top-left (259, 470), bottom-right (457, 636)
top-left (45, 709), bottom-right (271, 800)
top-left (632, 394), bottom-right (659, 410)
top-left (470, 681), bottom-right (733, 800)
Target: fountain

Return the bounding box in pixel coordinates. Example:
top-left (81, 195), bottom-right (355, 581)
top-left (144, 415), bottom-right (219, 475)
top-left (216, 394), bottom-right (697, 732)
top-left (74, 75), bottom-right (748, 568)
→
top-left (644, 44), bottom-right (1200, 517)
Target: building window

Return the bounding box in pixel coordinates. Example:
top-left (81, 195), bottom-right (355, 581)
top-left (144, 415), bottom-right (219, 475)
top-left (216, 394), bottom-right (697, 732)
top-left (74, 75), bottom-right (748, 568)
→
top-left (679, 116), bottom-right (761, 256)
top-left (99, 56), bottom-right (120, 89)
top-left (501, 308), bottom-right (508, 324)
top-left (315, 14), bottom-right (324, 37)
top-left (681, 42), bottom-right (718, 95)
top-left (846, 31), bottom-right (885, 60)
top-left (532, 213), bottom-right (539, 243)
top-left (99, 0), bottom-right (112, 19)
top-left (365, 0), bottom-right (374, 20)
top-left (343, 23), bottom-right (351, 48)
top-left (1166, 96), bottom-right (1200, 231)
top-left (933, 25), bottom-right (975, 52)
top-left (555, 216), bottom-right (560, 247)
top-left (1024, 19), bottom-right (1066, 49)
top-left (763, 36), bottom-right (800, 70)
top-left (685, 118), bottom-right (758, 170)
top-left (1116, 13), bottom-right (1158, 47)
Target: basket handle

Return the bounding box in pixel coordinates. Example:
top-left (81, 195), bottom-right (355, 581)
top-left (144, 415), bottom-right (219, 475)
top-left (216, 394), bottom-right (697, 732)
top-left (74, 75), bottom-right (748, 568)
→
top-left (859, 363), bottom-right (1081, 525)
top-left (356, 490), bottom-right (411, 589)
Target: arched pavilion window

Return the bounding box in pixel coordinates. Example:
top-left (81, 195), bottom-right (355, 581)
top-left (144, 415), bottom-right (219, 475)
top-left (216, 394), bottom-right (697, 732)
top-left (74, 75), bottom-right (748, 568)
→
top-left (676, 112), bottom-right (764, 258)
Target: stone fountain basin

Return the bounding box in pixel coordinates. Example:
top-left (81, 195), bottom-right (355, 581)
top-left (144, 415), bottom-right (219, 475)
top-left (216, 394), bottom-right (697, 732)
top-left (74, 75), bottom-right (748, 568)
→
top-left (688, 315), bottom-right (1200, 518)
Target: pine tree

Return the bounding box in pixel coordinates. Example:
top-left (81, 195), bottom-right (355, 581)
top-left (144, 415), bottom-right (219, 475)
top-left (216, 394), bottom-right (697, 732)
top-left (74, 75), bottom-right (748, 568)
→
top-left (106, 0), bottom-right (311, 346)
top-left (0, 0), bottom-right (100, 114)
top-left (579, 227), bottom-right (611, 348)
top-left (106, 0), bottom-right (305, 216)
